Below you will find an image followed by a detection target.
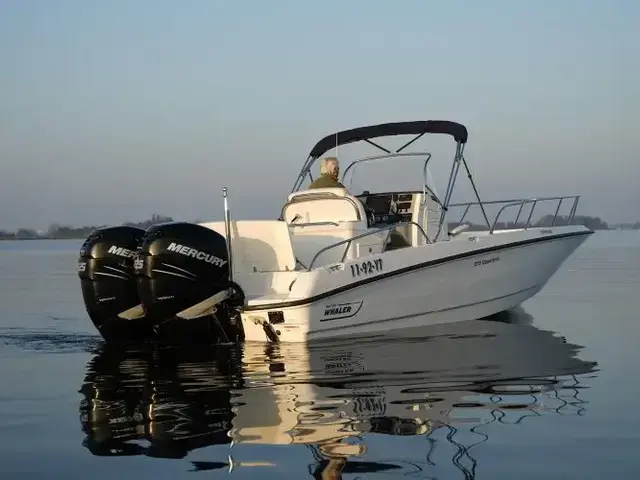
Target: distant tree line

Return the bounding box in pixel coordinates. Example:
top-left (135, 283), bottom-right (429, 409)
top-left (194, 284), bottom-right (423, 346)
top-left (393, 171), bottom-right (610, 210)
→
top-left (535, 214), bottom-right (610, 230)
top-left (611, 221), bottom-right (640, 231)
top-left (0, 214), bottom-right (174, 240)
top-left (0, 212), bottom-right (636, 241)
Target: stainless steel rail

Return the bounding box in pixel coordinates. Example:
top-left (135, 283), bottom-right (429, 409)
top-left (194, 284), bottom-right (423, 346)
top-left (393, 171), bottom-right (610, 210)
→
top-left (307, 221), bottom-right (430, 271)
top-left (448, 195), bottom-right (581, 233)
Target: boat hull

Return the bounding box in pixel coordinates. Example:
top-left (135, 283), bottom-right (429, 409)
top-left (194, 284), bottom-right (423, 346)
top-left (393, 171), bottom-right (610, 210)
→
top-left (240, 226), bottom-right (592, 342)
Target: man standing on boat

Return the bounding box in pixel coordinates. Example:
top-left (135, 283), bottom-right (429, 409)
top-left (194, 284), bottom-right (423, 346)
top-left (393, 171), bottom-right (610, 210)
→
top-left (308, 157), bottom-right (347, 189)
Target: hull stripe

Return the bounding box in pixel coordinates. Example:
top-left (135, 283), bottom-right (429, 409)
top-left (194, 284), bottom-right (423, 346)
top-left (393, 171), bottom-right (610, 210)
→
top-left (243, 229), bottom-right (593, 311)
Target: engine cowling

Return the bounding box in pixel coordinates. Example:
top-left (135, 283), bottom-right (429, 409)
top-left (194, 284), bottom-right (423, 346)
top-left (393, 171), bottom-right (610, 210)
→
top-left (78, 225), bottom-right (152, 342)
top-left (135, 222), bottom-right (231, 323)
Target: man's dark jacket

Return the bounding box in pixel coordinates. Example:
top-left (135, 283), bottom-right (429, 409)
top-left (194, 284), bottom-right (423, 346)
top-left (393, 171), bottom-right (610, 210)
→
top-left (308, 175), bottom-right (346, 189)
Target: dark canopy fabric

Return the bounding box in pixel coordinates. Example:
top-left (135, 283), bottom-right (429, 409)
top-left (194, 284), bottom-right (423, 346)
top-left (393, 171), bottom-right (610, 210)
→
top-left (308, 120), bottom-right (468, 159)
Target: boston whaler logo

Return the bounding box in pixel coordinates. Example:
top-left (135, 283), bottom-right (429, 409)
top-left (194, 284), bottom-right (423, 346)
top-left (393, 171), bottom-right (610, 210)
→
top-left (107, 245), bottom-right (137, 259)
top-left (323, 352), bottom-right (365, 375)
top-left (321, 300), bottom-right (363, 321)
top-left (166, 242), bottom-right (227, 267)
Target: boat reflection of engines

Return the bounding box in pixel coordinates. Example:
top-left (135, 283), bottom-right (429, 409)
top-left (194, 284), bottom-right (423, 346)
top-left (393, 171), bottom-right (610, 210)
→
top-left (77, 221), bottom-right (245, 344)
top-left (78, 343), bottom-right (243, 461)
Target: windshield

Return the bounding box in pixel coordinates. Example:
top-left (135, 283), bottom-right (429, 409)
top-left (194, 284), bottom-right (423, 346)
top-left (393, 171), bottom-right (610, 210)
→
top-left (340, 152), bottom-right (441, 200)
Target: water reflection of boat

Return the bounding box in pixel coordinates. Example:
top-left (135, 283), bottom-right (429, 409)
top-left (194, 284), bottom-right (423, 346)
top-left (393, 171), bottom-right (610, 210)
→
top-left (78, 309), bottom-right (597, 477)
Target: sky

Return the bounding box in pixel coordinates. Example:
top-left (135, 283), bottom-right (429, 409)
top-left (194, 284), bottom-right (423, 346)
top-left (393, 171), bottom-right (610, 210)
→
top-left (0, 0), bottom-right (637, 231)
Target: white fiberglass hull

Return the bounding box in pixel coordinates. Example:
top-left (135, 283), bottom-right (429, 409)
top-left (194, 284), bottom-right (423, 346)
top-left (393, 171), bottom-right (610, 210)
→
top-left (240, 225), bottom-right (592, 342)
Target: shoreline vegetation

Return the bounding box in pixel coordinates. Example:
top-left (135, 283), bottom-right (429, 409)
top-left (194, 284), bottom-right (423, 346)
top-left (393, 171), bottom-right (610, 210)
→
top-left (0, 214), bottom-right (175, 241)
top-left (0, 214), bottom-right (640, 240)
top-left (0, 213), bottom-right (637, 241)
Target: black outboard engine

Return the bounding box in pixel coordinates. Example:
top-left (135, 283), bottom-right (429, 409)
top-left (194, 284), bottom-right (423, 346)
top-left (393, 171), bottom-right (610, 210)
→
top-left (78, 226), bottom-right (153, 343)
top-left (135, 222), bottom-right (244, 344)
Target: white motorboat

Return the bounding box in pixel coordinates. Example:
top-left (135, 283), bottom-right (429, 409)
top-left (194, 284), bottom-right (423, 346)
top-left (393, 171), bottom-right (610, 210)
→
top-left (77, 120), bottom-right (593, 343)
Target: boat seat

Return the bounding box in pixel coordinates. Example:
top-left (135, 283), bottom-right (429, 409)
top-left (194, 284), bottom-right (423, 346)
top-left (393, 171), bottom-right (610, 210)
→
top-left (287, 187), bottom-right (350, 201)
top-left (281, 188), bottom-right (389, 267)
top-left (288, 223), bottom-right (387, 268)
top-left (281, 188), bottom-right (367, 225)
top-left (200, 220), bottom-right (296, 273)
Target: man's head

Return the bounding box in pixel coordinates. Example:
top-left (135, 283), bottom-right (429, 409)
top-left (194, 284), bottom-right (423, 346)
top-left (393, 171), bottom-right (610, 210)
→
top-left (320, 156), bottom-right (340, 180)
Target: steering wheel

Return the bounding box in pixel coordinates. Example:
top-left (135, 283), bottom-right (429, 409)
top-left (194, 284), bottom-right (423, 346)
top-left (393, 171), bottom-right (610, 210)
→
top-left (363, 204), bottom-right (377, 227)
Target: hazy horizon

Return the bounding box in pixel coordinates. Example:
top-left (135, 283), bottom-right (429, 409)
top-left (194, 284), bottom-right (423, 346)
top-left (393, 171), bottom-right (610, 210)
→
top-left (1, 0), bottom-right (637, 232)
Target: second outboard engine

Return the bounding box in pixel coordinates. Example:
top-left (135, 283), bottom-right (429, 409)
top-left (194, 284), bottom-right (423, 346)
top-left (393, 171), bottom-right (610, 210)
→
top-left (135, 222), bottom-right (244, 344)
top-left (78, 225), bottom-right (153, 343)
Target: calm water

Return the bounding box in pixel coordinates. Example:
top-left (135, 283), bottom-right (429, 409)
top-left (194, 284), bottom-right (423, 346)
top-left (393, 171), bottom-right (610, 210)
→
top-left (0, 232), bottom-right (638, 479)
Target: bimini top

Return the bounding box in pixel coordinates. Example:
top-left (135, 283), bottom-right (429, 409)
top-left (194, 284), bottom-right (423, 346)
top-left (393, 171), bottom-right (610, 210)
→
top-left (307, 120), bottom-right (468, 159)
